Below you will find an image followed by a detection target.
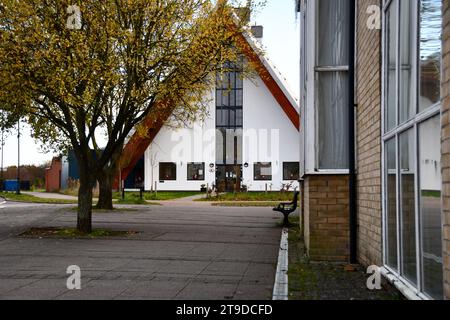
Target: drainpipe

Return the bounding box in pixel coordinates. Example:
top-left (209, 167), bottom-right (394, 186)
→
top-left (348, 0), bottom-right (357, 265)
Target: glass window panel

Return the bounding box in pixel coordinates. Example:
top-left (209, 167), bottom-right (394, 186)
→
top-left (254, 162), bottom-right (272, 181)
top-left (236, 89), bottom-right (243, 106)
top-left (216, 129), bottom-right (225, 165)
top-left (229, 109), bottom-right (236, 127)
top-left (221, 91), bottom-right (229, 107)
top-left (235, 129), bottom-right (243, 165)
top-left (386, 138), bottom-right (398, 270)
top-left (236, 109), bottom-right (243, 127)
top-left (419, 0), bottom-right (442, 112)
top-left (159, 163), bottom-right (176, 181)
top-left (385, 1), bottom-right (397, 132)
top-left (399, 129), bottom-right (417, 284)
top-left (236, 75), bottom-right (243, 89)
top-left (317, 0), bottom-right (349, 66)
top-left (229, 90), bottom-right (236, 107)
top-left (419, 116), bottom-right (443, 299)
top-left (399, 1), bottom-right (415, 123)
top-left (283, 162), bottom-right (300, 181)
top-left (187, 163), bottom-right (205, 181)
top-left (225, 129), bottom-right (236, 165)
top-left (317, 71), bottom-right (349, 169)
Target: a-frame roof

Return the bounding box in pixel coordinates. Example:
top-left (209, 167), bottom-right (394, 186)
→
top-left (118, 25), bottom-right (300, 182)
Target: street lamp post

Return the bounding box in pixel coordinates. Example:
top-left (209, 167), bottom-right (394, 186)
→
top-left (16, 119), bottom-right (20, 195)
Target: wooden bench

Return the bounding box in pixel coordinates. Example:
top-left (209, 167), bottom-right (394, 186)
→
top-left (122, 188), bottom-right (144, 200)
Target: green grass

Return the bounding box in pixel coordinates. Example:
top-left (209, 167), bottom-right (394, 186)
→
top-left (21, 227), bottom-right (137, 238)
top-left (199, 191), bottom-right (297, 202)
top-left (113, 191), bottom-right (202, 201)
top-left (116, 193), bottom-right (161, 205)
top-left (213, 201), bottom-right (282, 207)
top-left (0, 192), bottom-right (77, 204)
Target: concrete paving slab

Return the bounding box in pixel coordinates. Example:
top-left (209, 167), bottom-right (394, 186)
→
top-left (0, 204), bottom-right (281, 300)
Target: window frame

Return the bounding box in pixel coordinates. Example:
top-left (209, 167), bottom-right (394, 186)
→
top-left (300, 0), bottom-right (351, 175)
top-left (381, 0), bottom-right (442, 299)
top-left (314, 0), bottom-right (350, 172)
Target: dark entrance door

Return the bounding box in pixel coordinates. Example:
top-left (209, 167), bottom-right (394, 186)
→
top-left (216, 165), bottom-right (242, 193)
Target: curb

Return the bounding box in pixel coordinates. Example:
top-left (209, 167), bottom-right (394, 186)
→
top-left (273, 228), bottom-right (289, 300)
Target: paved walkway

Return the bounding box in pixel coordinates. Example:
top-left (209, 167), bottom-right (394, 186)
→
top-left (23, 191), bottom-right (78, 201)
top-left (0, 204), bottom-right (281, 300)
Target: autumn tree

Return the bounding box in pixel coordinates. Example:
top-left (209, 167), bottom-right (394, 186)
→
top-left (0, 0), bottom-right (258, 232)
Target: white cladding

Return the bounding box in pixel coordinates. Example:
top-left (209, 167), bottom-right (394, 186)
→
top-left (144, 74), bottom-right (300, 192)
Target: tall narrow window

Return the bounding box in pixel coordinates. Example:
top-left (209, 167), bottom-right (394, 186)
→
top-left (316, 0), bottom-right (349, 170)
top-left (399, 1), bottom-right (415, 123)
top-left (419, 116), bottom-right (442, 299)
top-left (385, 0), bottom-right (397, 132)
top-left (399, 130), bottom-right (416, 284)
top-left (385, 139), bottom-right (398, 270)
top-left (419, 0), bottom-right (442, 112)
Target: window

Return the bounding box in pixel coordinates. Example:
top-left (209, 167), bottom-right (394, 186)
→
top-left (216, 61), bottom-right (243, 129)
top-left (419, 0), bottom-right (442, 111)
top-left (382, 0), bottom-right (443, 299)
top-left (159, 163), bottom-right (176, 181)
top-left (419, 116), bottom-right (442, 298)
top-left (216, 129), bottom-right (243, 166)
top-left (254, 162), bottom-right (272, 181)
top-left (283, 162), bottom-right (300, 181)
top-left (316, 0), bottom-right (350, 170)
top-left (187, 163), bottom-right (205, 181)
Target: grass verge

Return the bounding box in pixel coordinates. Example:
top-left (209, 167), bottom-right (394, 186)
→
top-left (20, 227), bottom-right (138, 239)
top-left (198, 192), bottom-right (297, 202)
top-left (0, 192), bottom-right (77, 204)
top-left (212, 201), bottom-right (281, 207)
top-left (113, 191), bottom-right (203, 202)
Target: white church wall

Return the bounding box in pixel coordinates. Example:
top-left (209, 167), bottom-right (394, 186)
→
top-left (144, 74), bottom-right (300, 192)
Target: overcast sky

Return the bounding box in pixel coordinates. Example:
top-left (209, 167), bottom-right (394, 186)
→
top-left (1, 0), bottom-right (300, 168)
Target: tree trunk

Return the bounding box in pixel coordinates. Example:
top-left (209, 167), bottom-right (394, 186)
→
top-left (96, 169), bottom-right (114, 210)
top-left (77, 172), bottom-right (93, 234)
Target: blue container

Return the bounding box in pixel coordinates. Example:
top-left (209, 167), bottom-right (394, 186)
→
top-left (3, 180), bottom-right (20, 192)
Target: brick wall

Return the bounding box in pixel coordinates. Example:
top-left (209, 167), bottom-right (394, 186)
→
top-left (441, 0), bottom-right (450, 301)
top-left (355, 0), bottom-right (383, 267)
top-left (303, 175), bottom-right (349, 261)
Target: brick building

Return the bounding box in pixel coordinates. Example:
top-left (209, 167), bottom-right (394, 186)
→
top-left (298, 0), bottom-right (449, 300)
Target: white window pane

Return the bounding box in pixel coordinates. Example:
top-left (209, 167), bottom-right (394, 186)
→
top-left (317, 72), bottom-right (349, 170)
